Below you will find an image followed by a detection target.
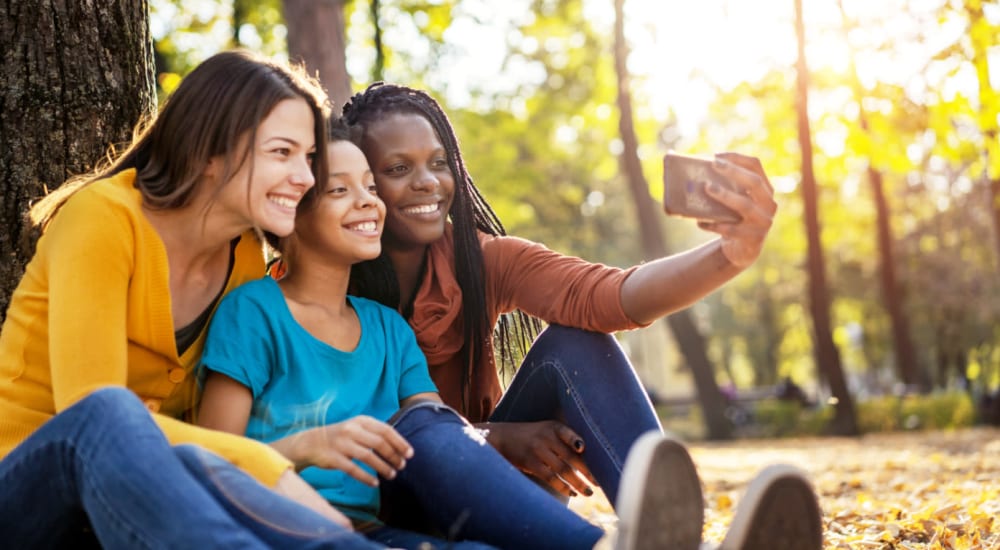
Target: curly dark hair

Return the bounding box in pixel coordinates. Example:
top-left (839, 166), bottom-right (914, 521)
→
top-left (341, 82), bottom-right (540, 414)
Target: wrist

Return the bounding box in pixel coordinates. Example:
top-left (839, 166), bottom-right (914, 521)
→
top-left (715, 238), bottom-right (749, 272)
top-left (477, 422), bottom-right (502, 451)
top-left (272, 431), bottom-right (310, 471)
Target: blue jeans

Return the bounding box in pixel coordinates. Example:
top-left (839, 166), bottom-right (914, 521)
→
top-left (490, 324), bottom-right (663, 505)
top-left (0, 387), bottom-right (381, 550)
top-left (377, 402), bottom-right (604, 550)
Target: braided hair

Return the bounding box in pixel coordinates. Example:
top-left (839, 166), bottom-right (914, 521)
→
top-left (341, 82), bottom-right (539, 414)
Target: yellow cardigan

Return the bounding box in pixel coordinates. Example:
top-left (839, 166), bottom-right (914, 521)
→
top-left (0, 169), bottom-right (291, 486)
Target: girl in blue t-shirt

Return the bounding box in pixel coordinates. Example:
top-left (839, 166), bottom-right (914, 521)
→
top-left (196, 119), bottom-right (701, 550)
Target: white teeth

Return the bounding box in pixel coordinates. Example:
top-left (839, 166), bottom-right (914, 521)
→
top-left (269, 195), bottom-right (297, 209)
top-left (349, 221), bottom-right (377, 232)
top-left (403, 204), bottom-right (438, 214)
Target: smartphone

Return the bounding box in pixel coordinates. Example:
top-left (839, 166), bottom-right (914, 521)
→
top-left (662, 152), bottom-right (741, 223)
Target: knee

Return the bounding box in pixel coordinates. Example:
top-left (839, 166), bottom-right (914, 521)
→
top-left (70, 387), bottom-right (144, 417)
top-left (390, 401), bottom-right (465, 432)
top-left (528, 325), bottom-right (623, 366)
top-left (172, 444), bottom-right (207, 465)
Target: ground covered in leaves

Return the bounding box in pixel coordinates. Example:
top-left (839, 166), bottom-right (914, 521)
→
top-left (573, 427), bottom-right (1000, 549)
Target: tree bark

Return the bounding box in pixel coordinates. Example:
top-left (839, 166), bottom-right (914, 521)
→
top-left (793, 0), bottom-right (859, 435)
top-left (283, 0), bottom-right (352, 111)
top-left (613, 0), bottom-right (732, 440)
top-left (0, 0), bottom-right (156, 322)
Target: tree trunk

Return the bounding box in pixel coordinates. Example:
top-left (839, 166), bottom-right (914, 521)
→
top-left (283, 0), bottom-right (352, 111)
top-left (868, 166), bottom-right (925, 389)
top-left (0, 0), bottom-right (156, 322)
top-left (835, 0), bottom-right (925, 392)
top-left (613, 0), bottom-right (732, 440)
top-left (793, 0), bottom-right (859, 436)
top-left (370, 0), bottom-right (386, 82)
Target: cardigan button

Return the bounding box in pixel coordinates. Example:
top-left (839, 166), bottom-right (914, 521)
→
top-left (168, 368), bottom-right (186, 383)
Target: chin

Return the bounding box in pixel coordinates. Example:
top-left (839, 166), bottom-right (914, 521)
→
top-left (257, 215), bottom-right (296, 238)
top-left (415, 225), bottom-right (447, 244)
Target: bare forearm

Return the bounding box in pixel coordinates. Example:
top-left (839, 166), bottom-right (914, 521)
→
top-left (619, 238), bottom-right (742, 325)
top-left (269, 433), bottom-right (310, 471)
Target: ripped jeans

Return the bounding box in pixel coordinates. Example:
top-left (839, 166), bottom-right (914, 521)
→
top-left (374, 401), bottom-right (604, 550)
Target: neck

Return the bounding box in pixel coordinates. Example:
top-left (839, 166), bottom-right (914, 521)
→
top-left (278, 251), bottom-right (352, 312)
top-left (385, 245), bottom-right (430, 309)
top-left (143, 202), bottom-right (243, 275)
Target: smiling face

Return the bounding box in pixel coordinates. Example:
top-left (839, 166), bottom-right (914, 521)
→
top-left (360, 112), bottom-right (455, 253)
top-left (294, 139), bottom-right (385, 265)
top-left (214, 97), bottom-right (317, 238)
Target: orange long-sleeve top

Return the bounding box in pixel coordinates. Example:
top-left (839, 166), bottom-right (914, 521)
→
top-left (409, 226), bottom-right (649, 422)
top-left (0, 169), bottom-right (292, 486)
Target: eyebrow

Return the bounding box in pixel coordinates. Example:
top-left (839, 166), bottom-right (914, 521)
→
top-left (329, 170), bottom-right (373, 178)
top-left (264, 136), bottom-right (315, 149)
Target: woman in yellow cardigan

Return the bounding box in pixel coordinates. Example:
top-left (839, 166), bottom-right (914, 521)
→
top-left (0, 50), bottom-right (380, 549)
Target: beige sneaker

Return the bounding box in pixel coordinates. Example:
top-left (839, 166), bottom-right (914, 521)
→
top-left (717, 464), bottom-right (823, 550)
top-left (614, 431), bottom-right (704, 550)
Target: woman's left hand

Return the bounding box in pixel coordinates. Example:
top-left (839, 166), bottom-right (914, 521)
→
top-left (698, 152), bottom-right (778, 269)
top-left (484, 420), bottom-right (596, 498)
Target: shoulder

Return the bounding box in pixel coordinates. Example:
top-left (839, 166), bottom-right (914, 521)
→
top-left (219, 276), bottom-right (279, 309)
top-left (350, 295), bottom-right (402, 321)
top-left (50, 170), bottom-right (142, 228)
top-left (349, 295), bottom-right (411, 332)
top-left (37, 171), bottom-right (146, 257)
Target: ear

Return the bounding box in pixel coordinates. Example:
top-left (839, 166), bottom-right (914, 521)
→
top-left (203, 156), bottom-right (222, 179)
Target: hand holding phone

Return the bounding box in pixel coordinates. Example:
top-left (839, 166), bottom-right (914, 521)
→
top-left (662, 152), bottom-right (742, 223)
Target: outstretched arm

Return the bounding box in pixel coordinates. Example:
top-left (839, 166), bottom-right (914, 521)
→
top-left (620, 152), bottom-right (777, 325)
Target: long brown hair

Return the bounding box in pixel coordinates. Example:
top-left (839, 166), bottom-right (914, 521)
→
top-left (30, 50), bottom-right (330, 234)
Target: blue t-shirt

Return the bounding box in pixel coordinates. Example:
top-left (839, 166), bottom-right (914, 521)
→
top-left (201, 276), bottom-right (437, 520)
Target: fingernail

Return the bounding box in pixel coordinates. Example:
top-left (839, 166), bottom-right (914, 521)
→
top-left (399, 459), bottom-right (407, 470)
top-left (573, 439), bottom-right (584, 452)
top-left (569, 491), bottom-right (578, 498)
top-left (708, 182), bottom-right (720, 194)
top-left (406, 448), bottom-right (415, 459)
top-left (714, 156), bottom-right (729, 169)
top-left (584, 487), bottom-right (594, 497)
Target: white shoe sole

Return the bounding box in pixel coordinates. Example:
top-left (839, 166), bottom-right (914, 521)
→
top-left (615, 431), bottom-right (704, 550)
top-left (719, 464), bottom-right (823, 550)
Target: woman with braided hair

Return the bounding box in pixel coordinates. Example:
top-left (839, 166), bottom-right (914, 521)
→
top-left (336, 82), bottom-right (824, 550)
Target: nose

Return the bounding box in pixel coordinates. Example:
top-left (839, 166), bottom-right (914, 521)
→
top-left (290, 154), bottom-right (315, 189)
top-left (410, 165), bottom-right (440, 192)
top-left (354, 188), bottom-right (379, 209)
